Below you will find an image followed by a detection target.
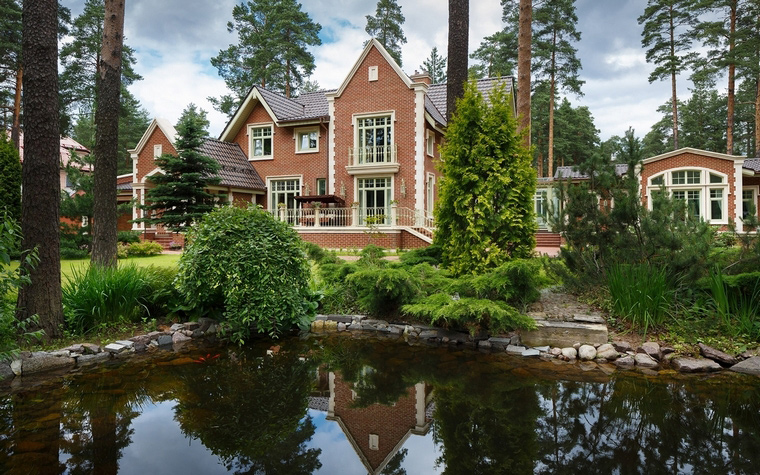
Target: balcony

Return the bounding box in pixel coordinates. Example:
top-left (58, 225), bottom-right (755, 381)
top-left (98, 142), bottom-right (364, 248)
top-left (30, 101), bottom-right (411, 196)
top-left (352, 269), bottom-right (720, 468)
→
top-left (346, 144), bottom-right (400, 175)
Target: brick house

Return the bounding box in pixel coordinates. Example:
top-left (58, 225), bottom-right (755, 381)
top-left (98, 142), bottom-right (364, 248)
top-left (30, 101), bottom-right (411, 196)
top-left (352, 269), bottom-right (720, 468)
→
top-left (534, 147), bottom-right (760, 234)
top-left (129, 39), bottom-right (515, 250)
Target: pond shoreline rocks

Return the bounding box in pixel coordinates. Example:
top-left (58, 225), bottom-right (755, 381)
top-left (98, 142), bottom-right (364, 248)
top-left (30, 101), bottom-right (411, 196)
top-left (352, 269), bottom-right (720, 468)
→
top-left (311, 314), bottom-right (760, 377)
top-left (0, 318), bottom-right (219, 381)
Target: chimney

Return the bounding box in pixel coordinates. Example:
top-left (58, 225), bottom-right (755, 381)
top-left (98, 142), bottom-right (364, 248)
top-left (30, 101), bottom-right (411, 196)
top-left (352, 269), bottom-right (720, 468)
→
top-left (410, 70), bottom-right (432, 85)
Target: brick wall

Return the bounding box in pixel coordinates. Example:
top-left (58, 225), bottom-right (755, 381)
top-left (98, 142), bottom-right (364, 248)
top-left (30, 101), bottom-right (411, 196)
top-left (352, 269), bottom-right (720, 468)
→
top-left (299, 229), bottom-right (429, 250)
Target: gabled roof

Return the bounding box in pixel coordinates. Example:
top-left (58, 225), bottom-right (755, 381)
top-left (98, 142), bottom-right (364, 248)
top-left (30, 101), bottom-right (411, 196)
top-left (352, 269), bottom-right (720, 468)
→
top-left (129, 118), bottom-right (178, 156)
top-left (199, 139), bottom-right (265, 190)
top-left (643, 147), bottom-right (746, 165)
top-left (743, 158), bottom-right (760, 173)
top-left (426, 77), bottom-right (516, 127)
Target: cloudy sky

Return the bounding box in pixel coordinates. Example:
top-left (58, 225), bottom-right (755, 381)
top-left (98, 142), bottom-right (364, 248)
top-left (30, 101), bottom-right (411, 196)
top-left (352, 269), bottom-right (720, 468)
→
top-left (59, 0), bottom-right (697, 140)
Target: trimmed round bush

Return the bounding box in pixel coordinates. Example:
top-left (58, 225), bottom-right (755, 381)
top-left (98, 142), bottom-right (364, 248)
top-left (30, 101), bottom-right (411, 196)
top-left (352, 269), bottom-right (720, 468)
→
top-left (176, 206), bottom-right (316, 342)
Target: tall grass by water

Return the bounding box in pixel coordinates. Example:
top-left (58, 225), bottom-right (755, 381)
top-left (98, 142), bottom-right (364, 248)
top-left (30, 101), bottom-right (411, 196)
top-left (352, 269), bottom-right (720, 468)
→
top-left (607, 263), bottom-right (673, 336)
top-left (62, 264), bottom-right (178, 334)
top-left (708, 267), bottom-right (760, 340)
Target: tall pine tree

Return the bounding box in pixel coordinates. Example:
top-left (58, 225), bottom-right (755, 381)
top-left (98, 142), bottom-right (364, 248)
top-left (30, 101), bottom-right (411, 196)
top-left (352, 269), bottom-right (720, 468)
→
top-left (470, 1), bottom-right (517, 79)
top-left (638, 0), bottom-right (699, 151)
top-left (533, 0), bottom-right (584, 178)
top-left (210, 0), bottom-right (321, 115)
top-left (447, 0), bottom-right (469, 121)
top-left (365, 0), bottom-right (407, 66)
top-left (421, 47), bottom-right (446, 83)
top-left (139, 104), bottom-right (221, 233)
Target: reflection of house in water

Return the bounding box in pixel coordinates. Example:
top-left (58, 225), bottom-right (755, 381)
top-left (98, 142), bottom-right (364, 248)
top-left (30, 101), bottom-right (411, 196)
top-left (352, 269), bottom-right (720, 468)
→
top-left (309, 370), bottom-right (433, 474)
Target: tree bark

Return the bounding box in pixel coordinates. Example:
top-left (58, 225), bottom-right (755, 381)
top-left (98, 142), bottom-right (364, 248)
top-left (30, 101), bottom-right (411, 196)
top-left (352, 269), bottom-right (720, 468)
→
top-left (726, 1), bottom-right (736, 155)
top-left (91, 0), bottom-right (125, 268)
top-left (11, 67), bottom-right (22, 150)
top-left (17, 0), bottom-right (64, 339)
top-left (755, 74), bottom-right (760, 158)
top-left (548, 31), bottom-right (557, 179)
top-left (447, 0), bottom-right (469, 121)
top-left (517, 0), bottom-right (532, 147)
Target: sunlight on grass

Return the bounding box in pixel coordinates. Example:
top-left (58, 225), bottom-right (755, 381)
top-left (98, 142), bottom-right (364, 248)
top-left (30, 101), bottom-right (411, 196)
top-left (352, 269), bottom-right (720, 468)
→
top-left (4, 253), bottom-right (181, 283)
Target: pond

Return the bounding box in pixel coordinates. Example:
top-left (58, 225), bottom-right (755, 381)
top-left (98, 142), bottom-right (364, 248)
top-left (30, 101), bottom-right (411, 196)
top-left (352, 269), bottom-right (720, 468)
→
top-left (1, 334), bottom-right (759, 474)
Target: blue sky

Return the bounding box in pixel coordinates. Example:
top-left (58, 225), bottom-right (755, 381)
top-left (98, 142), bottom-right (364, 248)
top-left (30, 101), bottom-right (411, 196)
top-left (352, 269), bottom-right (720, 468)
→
top-left (59, 0), bottom-right (696, 141)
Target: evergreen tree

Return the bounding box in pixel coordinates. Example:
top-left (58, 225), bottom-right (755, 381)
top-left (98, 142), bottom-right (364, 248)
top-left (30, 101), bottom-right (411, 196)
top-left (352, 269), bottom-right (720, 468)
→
top-left (0, 0), bottom-right (22, 146)
top-left (533, 0), bottom-right (584, 178)
top-left (210, 0), bottom-right (321, 115)
top-left (517, 0), bottom-right (533, 147)
top-left (552, 99), bottom-right (599, 168)
top-left (470, 1), bottom-right (517, 80)
top-left (434, 81), bottom-right (535, 276)
top-left (365, 0), bottom-right (407, 66)
top-left (0, 136), bottom-right (21, 222)
top-left (421, 47), bottom-right (447, 83)
top-left (735, 78), bottom-right (757, 156)
top-left (447, 0), bottom-right (469, 121)
top-left (59, 0), bottom-right (140, 135)
top-left (638, 0), bottom-right (699, 150)
top-left (139, 104), bottom-right (221, 232)
top-left (735, 0), bottom-right (760, 157)
top-left (300, 78), bottom-right (320, 93)
top-left (680, 80), bottom-right (728, 152)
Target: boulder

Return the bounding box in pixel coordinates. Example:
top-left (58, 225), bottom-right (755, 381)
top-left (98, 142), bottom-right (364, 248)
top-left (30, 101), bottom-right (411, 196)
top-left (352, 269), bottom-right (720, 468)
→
top-left (572, 314), bottom-right (606, 324)
top-left (634, 353), bottom-right (659, 369)
top-left (478, 340), bottom-right (492, 350)
top-left (77, 352), bottom-right (111, 366)
top-left (561, 347), bottom-right (577, 360)
top-left (172, 332), bottom-right (191, 344)
top-left (730, 357), bottom-right (760, 376)
top-left (671, 357), bottom-right (722, 373)
top-left (487, 337), bottom-right (512, 350)
top-left (596, 344), bottom-right (619, 361)
top-left (698, 343), bottom-right (738, 366)
top-left (81, 343), bottom-right (101, 354)
top-left (638, 342), bottom-right (661, 361)
top-left (612, 341), bottom-right (633, 353)
top-left (182, 322), bottom-right (200, 331)
top-left (0, 362), bottom-right (14, 381)
top-left (157, 334), bottom-right (173, 346)
top-left (21, 354), bottom-right (75, 375)
top-left (521, 349), bottom-right (540, 357)
top-left (578, 345), bottom-right (597, 361)
top-left (104, 343), bottom-right (128, 354)
top-left (549, 347), bottom-right (562, 357)
top-left (615, 355), bottom-right (635, 368)
top-left (506, 345), bottom-right (527, 355)
top-left (11, 359), bottom-right (22, 376)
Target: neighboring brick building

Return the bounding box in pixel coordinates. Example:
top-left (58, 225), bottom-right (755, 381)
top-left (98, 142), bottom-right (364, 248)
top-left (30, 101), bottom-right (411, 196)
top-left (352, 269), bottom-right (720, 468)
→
top-left (129, 39), bottom-right (515, 250)
top-left (534, 147), bottom-right (760, 234)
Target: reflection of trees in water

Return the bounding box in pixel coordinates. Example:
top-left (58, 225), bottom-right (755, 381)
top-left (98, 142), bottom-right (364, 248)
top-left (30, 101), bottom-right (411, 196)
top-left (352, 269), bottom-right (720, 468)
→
top-left (532, 374), bottom-right (760, 474)
top-left (380, 447), bottom-right (408, 475)
top-left (172, 350), bottom-right (322, 475)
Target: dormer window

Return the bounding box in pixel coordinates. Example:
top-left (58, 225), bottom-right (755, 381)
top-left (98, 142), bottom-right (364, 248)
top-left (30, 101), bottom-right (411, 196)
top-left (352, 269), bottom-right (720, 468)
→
top-left (248, 124), bottom-right (273, 160)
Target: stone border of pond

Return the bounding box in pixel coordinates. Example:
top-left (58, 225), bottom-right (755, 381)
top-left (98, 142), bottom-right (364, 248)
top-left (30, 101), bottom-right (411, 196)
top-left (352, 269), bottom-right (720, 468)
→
top-left (312, 314), bottom-right (760, 377)
top-left (0, 318), bottom-right (220, 382)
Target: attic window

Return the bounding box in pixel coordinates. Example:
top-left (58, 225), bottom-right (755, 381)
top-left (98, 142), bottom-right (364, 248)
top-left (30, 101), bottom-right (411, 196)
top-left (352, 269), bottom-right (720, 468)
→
top-left (153, 144), bottom-right (162, 158)
top-left (369, 434), bottom-right (379, 450)
top-left (368, 66), bottom-right (378, 82)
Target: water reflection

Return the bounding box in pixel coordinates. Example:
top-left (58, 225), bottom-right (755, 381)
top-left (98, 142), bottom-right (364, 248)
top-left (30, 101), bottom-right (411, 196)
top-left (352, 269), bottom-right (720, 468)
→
top-left (0, 336), bottom-right (758, 474)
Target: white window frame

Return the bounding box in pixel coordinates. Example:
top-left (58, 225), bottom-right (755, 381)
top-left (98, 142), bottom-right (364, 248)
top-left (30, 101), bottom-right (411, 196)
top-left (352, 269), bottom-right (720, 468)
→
top-left (267, 176), bottom-right (301, 211)
top-left (316, 178), bottom-right (327, 196)
top-left (426, 173), bottom-right (435, 215)
top-left (355, 176), bottom-right (393, 226)
top-left (742, 186), bottom-right (759, 220)
top-left (426, 130), bottom-right (434, 157)
top-left (248, 123), bottom-right (274, 161)
top-left (294, 127), bottom-right (319, 154)
top-left (368, 66), bottom-right (378, 82)
top-left (646, 167), bottom-right (729, 225)
top-left (153, 144), bottom-right (162, 158)
top-left (353, 112), bottom-right (395, 163)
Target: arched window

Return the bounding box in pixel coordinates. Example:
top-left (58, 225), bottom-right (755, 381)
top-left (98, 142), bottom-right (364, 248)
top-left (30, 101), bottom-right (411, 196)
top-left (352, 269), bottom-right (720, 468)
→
top-left (647, 168), bottom-right (728, 224)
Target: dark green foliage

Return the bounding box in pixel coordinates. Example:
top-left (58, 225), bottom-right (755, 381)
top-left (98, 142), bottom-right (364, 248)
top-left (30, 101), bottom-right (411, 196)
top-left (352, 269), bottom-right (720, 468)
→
top-left (357, 243), bottom-right (386, 266)
top-left (435, 80), bottom-right (536, 275)
top-left (607, 263), bottom-right (673, 336)
top-left (59, 152), bottom-right (94, 258)
top-left (59, 223), bottom-right (90, 260)
top-left (122, 241), bottom-right (163, 257)
top-left (301, 242), bottom-right (341, 265)
top-left (421, 47), bottom-right (446, 83)
top-left (469, 2), bottom-right (517, 79)
top-left (117, 230), bottom-right (141, 244)
top-left (210, 0), bottom-right (321, 113)
top-left (138, 104), bottom-right (221, 232)
top-left (346, 267), bottom-right (421, 317)
top-left (62, 265), bottom-right (177, 334)
top-left (0, 137), bottom-right (21, 223)
top-left (399, 243), bottom-right (442, 266)
top-left (708, 267), bottom-right (760, 340)
top-left (365, 0), bottom-right (406, 65)
top-left (176, 206), bottom-right (316, 341)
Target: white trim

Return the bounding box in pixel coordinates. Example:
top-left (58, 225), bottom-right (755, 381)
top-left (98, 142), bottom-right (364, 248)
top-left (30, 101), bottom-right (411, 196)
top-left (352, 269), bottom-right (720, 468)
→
top-left (293, 126), bottom-right (320, 154)
top-left (368, 66), bottom-right (378, 82)
top-left (128, 118), bottom-right (177, 157)
top-left (414, 88), bottom-right (426, 211)
top-left (219, 87), bottom-right (279, 142)
top-left (735, 161), bottom-right (744, 232)
top-left (141, 167), bottom-right (165, 183)
top-left (266, 175), bottom-right (303, 210)
top-left (643, 147), bottom-right (746, 165)
top-left (646, 167), bottom-right (729, 225)
top-left (426, 172), bottom-right (436, 215)
top-left (247, 122), bottom-right (274, 161)
top-left (327, 96), bottom-right (336, 194)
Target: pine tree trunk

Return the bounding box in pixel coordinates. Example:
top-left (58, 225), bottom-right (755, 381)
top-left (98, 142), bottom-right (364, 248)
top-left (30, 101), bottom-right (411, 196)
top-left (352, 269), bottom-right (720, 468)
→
top-left (447, 0), bottom-right (469, 121)
top-left (726, 1), bottom-right (736, 155)
top-left (11, 67), bottom-right (22, 149)
top-left (669, 6), bottom-right (679, 150)
top-left (517, 0), bottom-right (532, 147)
top-left (17, 0), bottom-right (63, 339)
top-left (548, 31), bottom-right (557, 180)
top-left (91, 0), bottom-right (125, 268)
top-left (755, 74), bottom-right (760, 158)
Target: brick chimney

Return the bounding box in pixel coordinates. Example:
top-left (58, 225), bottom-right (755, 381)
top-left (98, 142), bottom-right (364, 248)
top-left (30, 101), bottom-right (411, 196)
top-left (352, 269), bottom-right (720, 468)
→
top-left (410, 70), bottom-right (432, 85)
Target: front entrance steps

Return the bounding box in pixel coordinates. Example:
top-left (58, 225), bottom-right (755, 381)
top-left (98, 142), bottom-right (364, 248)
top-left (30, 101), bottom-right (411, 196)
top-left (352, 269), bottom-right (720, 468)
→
top-left (520, 320), bottom-right (608, 348)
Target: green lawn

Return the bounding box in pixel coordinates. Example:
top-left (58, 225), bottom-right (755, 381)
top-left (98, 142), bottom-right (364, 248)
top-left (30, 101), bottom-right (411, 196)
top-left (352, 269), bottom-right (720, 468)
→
top-left (5, 253), bottom-right (181, 283)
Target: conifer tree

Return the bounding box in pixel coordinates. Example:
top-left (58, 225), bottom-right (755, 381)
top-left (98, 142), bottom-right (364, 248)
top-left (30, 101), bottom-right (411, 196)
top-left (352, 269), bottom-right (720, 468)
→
top-left (470, 30), bottom-right (517, 79)
top-left (421, 47), bottom-right (447, 83)
top-left (210, 0), bottom-right (321, 114)
top-left (638, 0), bottom-right (699, 151)
top-left (139, 104), bottom-right (221, 233)
top-left (365, 0), bottom-right (407, 66)
top-left (533, 0), bottom-right (584, 178)
top-left (0, 136), bottom-right (21, 222)
top-left (435, 81), bottom-right (535, 276)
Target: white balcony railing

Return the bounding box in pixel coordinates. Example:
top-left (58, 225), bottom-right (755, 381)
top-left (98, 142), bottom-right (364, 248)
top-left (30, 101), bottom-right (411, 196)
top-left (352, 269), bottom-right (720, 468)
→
top-left (348, 144), bottom-right (398, 166)
top-left (267, 205), bottom-right (435, 233)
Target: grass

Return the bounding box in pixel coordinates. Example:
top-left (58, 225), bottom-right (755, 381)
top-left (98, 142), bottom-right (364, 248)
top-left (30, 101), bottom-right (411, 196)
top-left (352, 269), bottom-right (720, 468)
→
top-left (3, 253), bottom-right (180, 283)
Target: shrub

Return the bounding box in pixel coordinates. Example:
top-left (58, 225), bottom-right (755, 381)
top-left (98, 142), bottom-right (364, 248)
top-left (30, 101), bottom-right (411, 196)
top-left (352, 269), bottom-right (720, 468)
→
top-left (176, 206), bottom-right (317, 341)
top-left (607, 263), bottom-right (673, 336)
top-left (62, 264), bottom-right (175, 334)
top-left (117, 230), bottom-right (141, 244)
top-left (126, 240), bottom-right (164, 257)
top-left (302, 241), bottom-right (341, 265)
top-left (708, 268), bottom-right (760, 340)
top-left (402, 294), bottom-right (535, 336)
top-left (60, 222), bottom-right (91, 259)
top-left (357, 244), bottom-right (386, 267)
top-left (399, 244), bottom-right (442, 267)
top-left (715, 232), bottom-right (737, 248)
top-left (345, 267), bottom-right (422, 317)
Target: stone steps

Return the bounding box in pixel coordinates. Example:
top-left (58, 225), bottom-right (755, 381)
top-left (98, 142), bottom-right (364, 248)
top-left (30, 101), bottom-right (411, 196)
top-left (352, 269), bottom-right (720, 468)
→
top-left (520, 320), bottom-right (608, 348)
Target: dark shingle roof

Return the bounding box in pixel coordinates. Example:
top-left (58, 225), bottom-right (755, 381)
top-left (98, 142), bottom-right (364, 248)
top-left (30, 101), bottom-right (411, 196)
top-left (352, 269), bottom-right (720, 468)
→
top-left (116, 182), bottom-right (132, 191)
top-left (199, 139), bottom-right (265, 190)
top-left (554, 164), bottom-right (629, 180)
top-left (292, 90), bottom-right (332, 120)
top-left (253, 86), bottom-right (331, 123)
top-left (744, 158), bottom-right (760, 173)
top-left (427, 77), bottom-right (515, 126)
